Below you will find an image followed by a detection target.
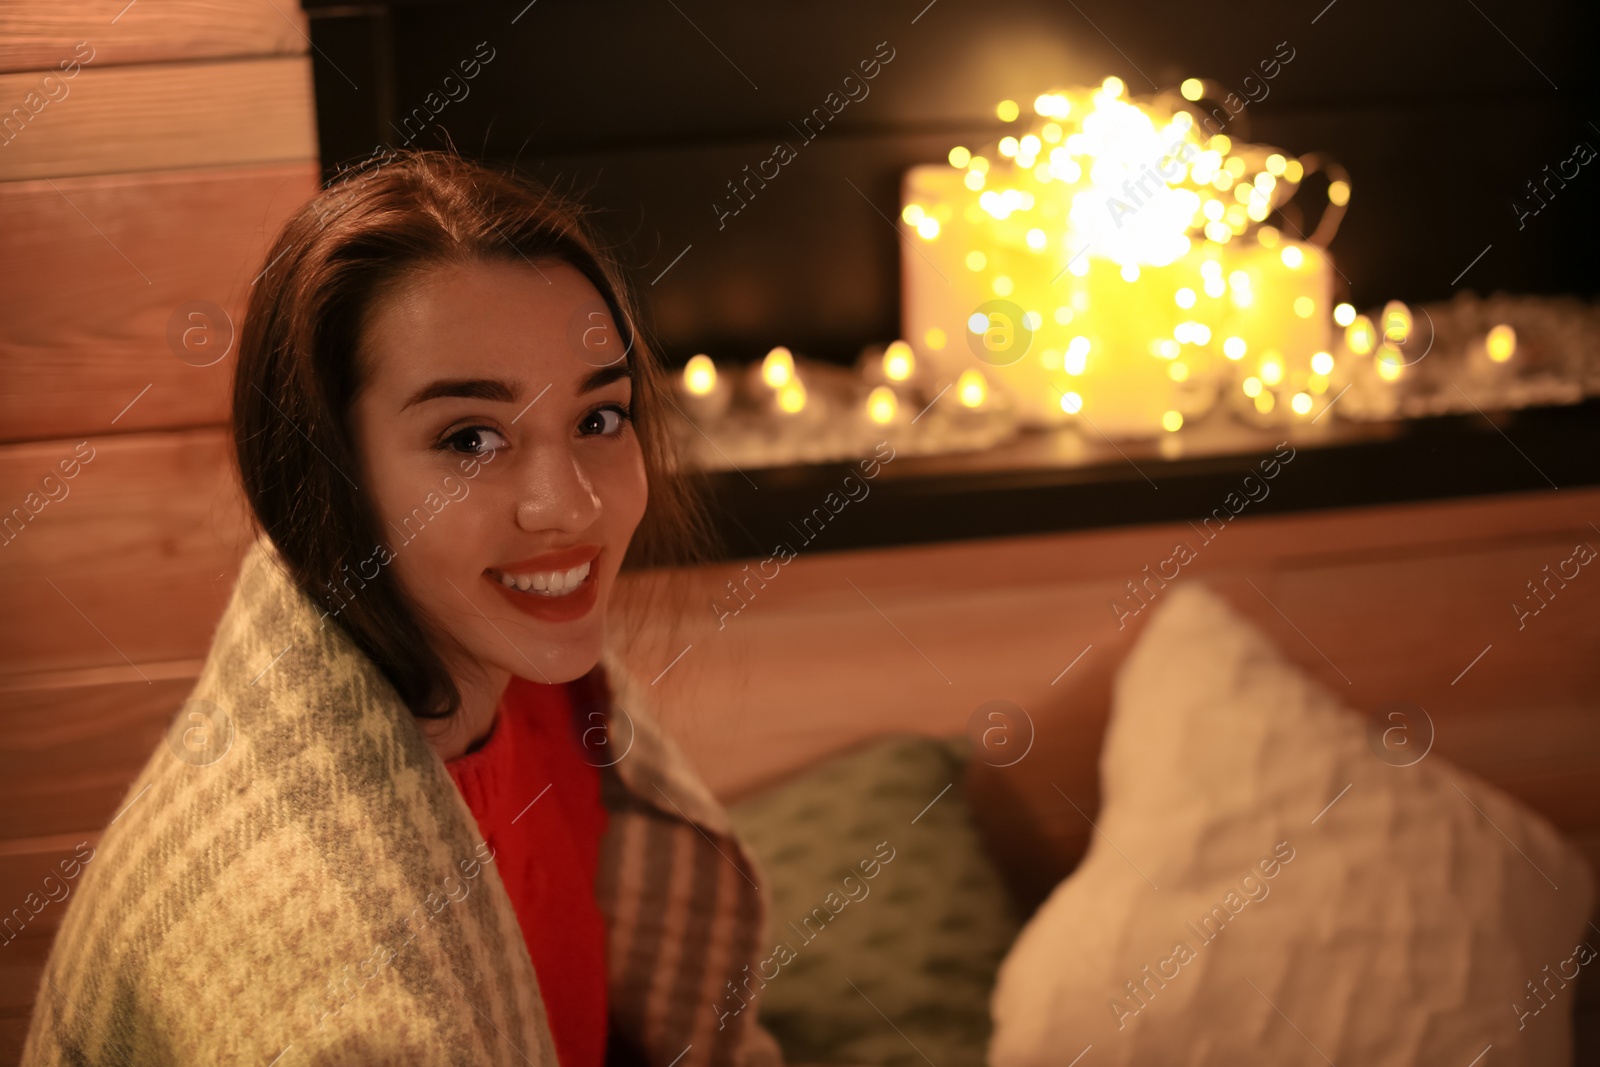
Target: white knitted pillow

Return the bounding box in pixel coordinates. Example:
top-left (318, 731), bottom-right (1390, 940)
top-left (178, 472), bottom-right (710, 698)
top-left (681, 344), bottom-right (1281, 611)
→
top-left (990, 582), bottom-right (1594, 1067)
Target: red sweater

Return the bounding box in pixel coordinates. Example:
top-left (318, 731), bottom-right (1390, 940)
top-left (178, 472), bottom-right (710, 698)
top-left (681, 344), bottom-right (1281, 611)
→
top-left (445, 674), bottom-right (609, 1067)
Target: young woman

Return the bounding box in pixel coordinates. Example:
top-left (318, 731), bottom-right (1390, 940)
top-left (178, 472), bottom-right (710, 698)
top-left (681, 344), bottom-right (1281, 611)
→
top-left (23, 149), bottom-right (784, 1067)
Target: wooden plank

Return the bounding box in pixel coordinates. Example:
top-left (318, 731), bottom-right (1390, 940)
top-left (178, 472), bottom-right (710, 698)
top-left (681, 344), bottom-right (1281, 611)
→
top-left (0, 56), bottom-right (316, 181)
top-left (0, 428), bottom-right (252, 677)
top-left (0, 162), bottom-right (320, 443)
top-left (631, 489), bottom-right (1600, 796)
top-left (0, 835), bottom-right (98, 1023)
top-left (0, 674), bottom-right (193, 843)
top-left (0, 1), bottom-right (308, 74)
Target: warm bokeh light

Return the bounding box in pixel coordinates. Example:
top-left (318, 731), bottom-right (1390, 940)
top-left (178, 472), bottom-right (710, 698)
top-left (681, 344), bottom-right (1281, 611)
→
top-left (866, 384), bottom-right (898, 423)
top-left (776, 378), bottom-right (807, 412)
top-left (883, 340), bottom-right (915, 381)
top-left (762, 345), bottom-right (795, 388)
top-left (1487, 323), bottom-right (1517, 362)
top-left (683, 354), bottom-right (716, 395)
top-left (900, 76), bottom-right (1341, 434)
top-left (957, 367), bottom-right (989, 407)
top-left (1346, 316), bottom-right (1376, 356)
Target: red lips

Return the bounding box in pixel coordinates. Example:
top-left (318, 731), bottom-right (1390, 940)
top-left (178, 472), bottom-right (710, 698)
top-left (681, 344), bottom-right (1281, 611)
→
top-left (484, 544), bottom-right (602, 623)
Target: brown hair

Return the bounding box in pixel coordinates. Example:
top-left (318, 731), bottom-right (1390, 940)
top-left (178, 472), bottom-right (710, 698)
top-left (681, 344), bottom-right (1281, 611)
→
top-left (232, 147), bottom-right (723, 719)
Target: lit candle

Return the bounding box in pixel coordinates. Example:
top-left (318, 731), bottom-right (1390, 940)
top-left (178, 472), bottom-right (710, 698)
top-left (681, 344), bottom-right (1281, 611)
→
top-left (676, 353), bottom-right (732, 422)
top-left (900, 78), bottom-right (1341, 438)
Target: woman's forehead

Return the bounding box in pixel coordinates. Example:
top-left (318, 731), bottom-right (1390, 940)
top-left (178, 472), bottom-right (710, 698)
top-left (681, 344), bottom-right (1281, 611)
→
top-left (361, 258), bottom-right (619, 391)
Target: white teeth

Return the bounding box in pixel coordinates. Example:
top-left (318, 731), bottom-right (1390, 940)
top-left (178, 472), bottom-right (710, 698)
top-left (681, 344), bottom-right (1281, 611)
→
top-left (495, 560), bottom-right (591, 597)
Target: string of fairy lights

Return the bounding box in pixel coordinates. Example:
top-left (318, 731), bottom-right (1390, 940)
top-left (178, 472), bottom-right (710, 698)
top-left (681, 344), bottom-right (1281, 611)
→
top-left (674, 75), bottom-right (1526, 464)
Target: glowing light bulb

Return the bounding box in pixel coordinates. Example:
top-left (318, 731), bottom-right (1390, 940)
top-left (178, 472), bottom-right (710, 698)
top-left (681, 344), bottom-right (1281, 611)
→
top-left (1376, 350), bottom-right (1403, 381)
top-left (866, 384), bottom-right (897, 424)
top-left (1120, 263), bottom-right (1140, 282)
top-left (1265, 153), bottom-right (1286, 176)
top-left (948, 145), bottom-right (971, 168)
top-left (1257, 225), bottom-right (1281, 248)
top-left (1311, 351), bottom-right (1334, 375)
top-left (1254, 390), bottom-right (1275, 413)
top-left (684, 354), bottom-right (716, 395)
top-left (916, 216), bottom-right (941, 239)
top-left (924, 327), bottom-right (947, 350)
top-left (1060, 390), bottom-right (1083, 414)
top-left (1223, 336), bottom-right (1247, 360)
top-left (957, 367), bottom-right (988, 407)
top-left (1242, 376), bottom-right (1263, 397)
top-left (1284, 158), bottom-right (1304, 182)
top-left (1101, 76), bottom-right (1125, 98)
top-left (883, 340), bottom-right (914, 381)
top-left (1026, 227), bottom-right (1047, 250)
top-left (901, 204), bottom-right (924, 225)
top-left (1167, 362), bottom-right (1189, 382)
top-left (1333, 302), bottom-right (1356, 327)
top-left (1162, 410), bottom-right (1184, 432)
top-left (1346, 316), bottom-right (1376, 355)
top-left (999, 136), bottom-right (1019, 158)
top-left (996, 99), bottom-right (1020, 122)
top-left (1280, 245), bottom-right (1304, 269)
top-left (965, 250), bottom-right (987, 271)
top-left (1260, 355), bottom-right (1284, 386)
top-left (1290, 392), bottom-right (1313, 415)
top-left (1175, 287), bottom-right (1196, 309)
top-left (1328, 180), bottom-right (1351, 206)
top-left (1180, 78), bottom-right (1204, 100)
top-left (1487, 323), bottom-right (1516, 362)
top-left (992, 275), bottom-right (1014, 296)
top-left (1294, 296), bottom-right (1315, 318)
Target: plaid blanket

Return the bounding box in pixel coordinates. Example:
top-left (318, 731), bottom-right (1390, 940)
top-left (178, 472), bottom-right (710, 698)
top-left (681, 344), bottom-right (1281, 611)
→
top-left (21, 534), bottom-right (784, 1067)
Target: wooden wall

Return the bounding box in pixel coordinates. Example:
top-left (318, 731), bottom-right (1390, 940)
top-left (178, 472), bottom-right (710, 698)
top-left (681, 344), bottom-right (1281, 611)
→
top-left (0, 2), bottom-right (321, 1057)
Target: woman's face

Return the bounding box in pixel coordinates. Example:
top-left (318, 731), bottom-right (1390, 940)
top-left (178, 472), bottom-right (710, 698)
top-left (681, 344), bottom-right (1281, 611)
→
top-left (347, 257), bottom-right (647, 686)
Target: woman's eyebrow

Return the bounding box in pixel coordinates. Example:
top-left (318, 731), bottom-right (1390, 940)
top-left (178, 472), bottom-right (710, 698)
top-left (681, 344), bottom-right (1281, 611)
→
top-left (400, 366), bottom-right (631, 411)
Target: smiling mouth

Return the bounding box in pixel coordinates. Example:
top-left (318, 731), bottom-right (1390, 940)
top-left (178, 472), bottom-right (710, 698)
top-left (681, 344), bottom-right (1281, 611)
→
top-left (487, 559), bottom-right (593, 597)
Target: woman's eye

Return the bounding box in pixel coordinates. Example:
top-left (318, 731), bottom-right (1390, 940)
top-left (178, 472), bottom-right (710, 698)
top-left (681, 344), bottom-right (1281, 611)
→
top-left (441, 426), bottom-right (508, 456)
top-left (581, 403), bottom-right (633, 437)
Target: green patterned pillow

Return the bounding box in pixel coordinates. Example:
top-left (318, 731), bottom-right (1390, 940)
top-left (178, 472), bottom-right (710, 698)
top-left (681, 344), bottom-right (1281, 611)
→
top-left (726, 735), bottom-right (1021, 1067)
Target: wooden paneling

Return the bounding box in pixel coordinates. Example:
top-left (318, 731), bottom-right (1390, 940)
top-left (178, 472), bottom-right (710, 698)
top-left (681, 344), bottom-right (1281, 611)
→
top-left (0, 673), bottom-right (195, 844)
top-left (0, 162), bottom-right (320, 442)
top-left (0, 429), bottom-right (252, 677)
top-left (0, 56), bottom-right (317, 181)
top-left (615, 487), bottom-right (1600, 918)
top-left (0, 835), bottom-right (98, 1022)
top-left (0, 1), bottom-right (308, 73)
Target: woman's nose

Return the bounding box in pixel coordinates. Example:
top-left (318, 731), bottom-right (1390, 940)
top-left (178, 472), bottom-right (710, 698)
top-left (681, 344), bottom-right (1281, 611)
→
top-left (514, 445), bottom-right (602, 534)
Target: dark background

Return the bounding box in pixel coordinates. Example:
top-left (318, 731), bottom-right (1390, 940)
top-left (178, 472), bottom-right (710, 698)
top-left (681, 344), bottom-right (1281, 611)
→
top-left (301, 0), bottom-right (1597, 373)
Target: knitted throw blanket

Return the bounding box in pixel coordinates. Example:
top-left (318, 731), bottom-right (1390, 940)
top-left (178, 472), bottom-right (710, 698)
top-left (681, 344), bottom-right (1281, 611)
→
top-left (22, 535), bottom-right (784, 1067)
